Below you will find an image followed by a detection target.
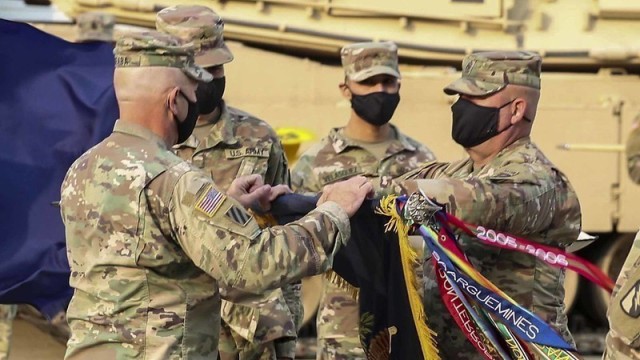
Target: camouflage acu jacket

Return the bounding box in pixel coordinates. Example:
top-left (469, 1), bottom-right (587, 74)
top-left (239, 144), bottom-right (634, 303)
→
top-left (604, 120), bottom-right (640, 359)
top-left (174, 102), bottom-right (298, 346)
top-left (174, 102), bottom-right (289, 190)
top-left (292, 126), bottom-right (435, 194)
top-left (396, 137), bottom-right (582, 359)
top-left (626, 124), bottom-right (640, 184)
top-left (60, 120), bottom-right (350, 360)
top-left (604, 231), bottom-right (640, 360)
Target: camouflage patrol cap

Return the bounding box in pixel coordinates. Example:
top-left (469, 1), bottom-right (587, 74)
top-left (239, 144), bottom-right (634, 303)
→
top-left (76, 12), bottom-right (115, 42)
top-left (156, 5), bottom-right (234, 68)
top-left (444, 51), bottom-right (542, 96)
top-left (114, 31), bottom-right (213, 82)
top-left (340, 41), bottom-right (400, 82)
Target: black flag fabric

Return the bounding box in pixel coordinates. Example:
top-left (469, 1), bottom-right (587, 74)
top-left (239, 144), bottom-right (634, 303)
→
top-left (269, 194), bottom-right (429, 359)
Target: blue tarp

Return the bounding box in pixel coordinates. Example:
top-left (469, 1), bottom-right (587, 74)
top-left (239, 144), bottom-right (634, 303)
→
top-left (0, 19), bottom-right (118, 317)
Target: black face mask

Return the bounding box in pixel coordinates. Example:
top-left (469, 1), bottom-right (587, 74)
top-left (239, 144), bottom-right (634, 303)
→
top-left (451, 97), bottom-right (515, 148)
top-left (175, 91), bottom-right (199, 144)
top-left (195, 77), bottom-right (226, 115)
top-left (350, 91), bottom-right (400, 126)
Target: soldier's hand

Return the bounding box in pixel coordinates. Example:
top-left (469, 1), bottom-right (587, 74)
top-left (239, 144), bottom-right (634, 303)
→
top-left (269, 184), bottom-right (292, 200)
top-left (257, 184), bottom-right (292, 211)
top-left (228, 174), bottom-right (271, 209)
top-left (317, 176), bottom-right (373, 217)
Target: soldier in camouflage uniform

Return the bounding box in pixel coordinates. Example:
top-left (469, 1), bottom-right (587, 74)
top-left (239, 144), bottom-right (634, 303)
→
top-left (60, 30), bottom-right (373, 360)
top-left (391, 51), bottom-right (581, 359)
top-left (155, 6), bottom-right (299, 359)
top-left (76, 12), bottom-right (114, 43)
top-left (603, 114), bottom-right (640, 359)
top-left (625, 114), bottom-right (640, 184)
top-left (291, 41), bottom-right (435, 359)
top-left (0, 305), bottom-right (16, 360)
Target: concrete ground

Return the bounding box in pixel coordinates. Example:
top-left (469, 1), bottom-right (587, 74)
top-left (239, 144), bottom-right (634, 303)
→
top-left (9, 320), bottom-right (65, 360)
top-left (7, 319), bottom-right (603, 360)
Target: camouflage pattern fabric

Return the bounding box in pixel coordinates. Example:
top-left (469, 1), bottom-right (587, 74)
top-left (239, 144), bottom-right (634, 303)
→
top-left (156, 5), bottom-right (234, 67)
top-left (292, 126), bottom-right (434, 194)
top-left (393, 136), bottom-right (581, 359)
top-left (114, 30), bottom-right (213, 82)
top-left (76, 12), bottom-right (114, 42)
top-left (626, 116), bottom-right (640, 184)
top-left (175, 102), bottom-right (289, 191)
top-left (604, 230), bottom-right (640, 360)
top-left (340, 41), bottom-right (400, 82)
top-left (291, 126), bottom-right (435, 359)
top-left (174, 102), bottom-right (299, 359)
top-left (60, 120), bottom-right (351, 359)
top-left (444, 51), bottom-right (542, 97)
top-left (0, 305), bottom-right (16, 360)
top-left (603, 116), bottom-right (640, 359)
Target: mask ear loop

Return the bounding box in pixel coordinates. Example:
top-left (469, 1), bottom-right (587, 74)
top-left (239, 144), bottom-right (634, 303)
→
top-left (498, 98), bottom-right (516, 109)
top-left (495, 99), bottom-right (518, 134)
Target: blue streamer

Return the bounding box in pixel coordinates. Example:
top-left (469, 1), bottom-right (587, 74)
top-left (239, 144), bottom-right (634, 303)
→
top-left (419, 226), bottom-right (575, 350)
top-left (422, 231), bottom-right (511, 359)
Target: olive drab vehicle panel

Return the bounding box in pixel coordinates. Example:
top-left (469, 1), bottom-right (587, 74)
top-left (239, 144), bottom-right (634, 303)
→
top-left (22, 0), bottom-right (640, 354)
top-left (52, 0), bottom-right (640, 68)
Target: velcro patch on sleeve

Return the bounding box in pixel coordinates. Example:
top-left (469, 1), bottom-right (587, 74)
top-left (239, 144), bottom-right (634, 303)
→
top-left (194, 185), bottom-right (226, 217)
top-left (225, 205), bottom-right (252, 227)
top-left (621, 280), bottom-right (640, 318)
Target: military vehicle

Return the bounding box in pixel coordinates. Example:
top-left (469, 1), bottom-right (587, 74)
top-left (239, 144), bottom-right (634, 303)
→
top-left (12, 0), bottom-right (640, 355)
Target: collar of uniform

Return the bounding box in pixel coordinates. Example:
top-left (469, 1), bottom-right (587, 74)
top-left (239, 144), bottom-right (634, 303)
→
top-left (383, 126), bottom-right (417, 156)
top-left (468, 136), bottom-right (534, 176)
top-left (327, 127), bottom-right (352, 153)
top-left (173, 132), bottom-right (199, 150)
top-left (113, 119), bottom-right (168, 149)
top-left (492, 136), bottom-right (533, 161)
top-left (328, 125), bottom-right (416, 155)
top-left (201, 101), bottom-right (238, 150)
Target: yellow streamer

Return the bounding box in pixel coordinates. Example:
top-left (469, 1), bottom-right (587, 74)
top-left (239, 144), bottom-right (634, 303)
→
top-left (376, 195), bottom-right (440, 360)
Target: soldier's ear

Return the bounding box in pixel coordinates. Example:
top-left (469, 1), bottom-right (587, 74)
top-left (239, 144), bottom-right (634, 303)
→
top-left (339, 82), bottom-right (352, 100)
top-left (167, 87), bottom-right (181, 118)
top-left (512, 98), bottom-right (527, 123)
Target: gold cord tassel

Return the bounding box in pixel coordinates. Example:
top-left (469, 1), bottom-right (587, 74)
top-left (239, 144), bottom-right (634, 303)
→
top-left (376, 195), bottom-right (440, 360)
top-left (325, 270), bottom-right (360, 301)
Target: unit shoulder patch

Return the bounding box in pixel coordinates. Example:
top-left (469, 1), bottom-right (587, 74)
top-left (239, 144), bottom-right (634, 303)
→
top-left (225, 205), bottom-right (252, 227)
top-left (621, 280), bottom-right (640, 318)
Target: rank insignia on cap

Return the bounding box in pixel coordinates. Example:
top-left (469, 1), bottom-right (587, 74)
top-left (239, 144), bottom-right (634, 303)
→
top-left (225, 206), bottom-right (251, 227)
top-left (195, 185), bottom-right (226, 217)
top-left (620, 280), bottom-right (640, 318)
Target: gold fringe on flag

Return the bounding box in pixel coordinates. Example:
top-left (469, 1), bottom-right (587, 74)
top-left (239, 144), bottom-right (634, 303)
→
top-left (325, 270), bottom-right (360, 301)
top-left (250, 211), bottom-right (278, 228)
top-left (375, 195), bottom-right (440, 360)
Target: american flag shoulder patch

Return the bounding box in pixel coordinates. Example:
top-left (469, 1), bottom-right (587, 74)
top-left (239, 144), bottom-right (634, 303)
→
top-left (194, 185), bottom-right (226, 217)
top-left (225, 206), bottom-right (252, 227)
